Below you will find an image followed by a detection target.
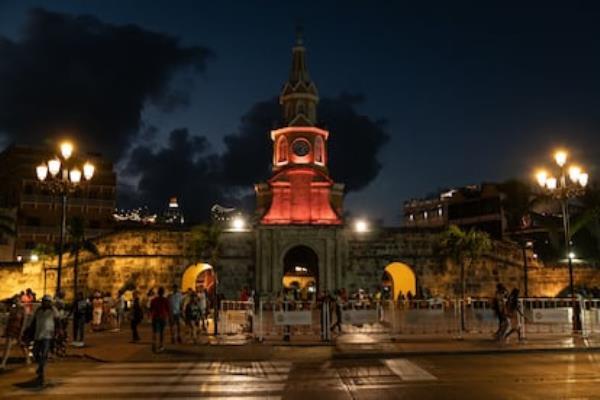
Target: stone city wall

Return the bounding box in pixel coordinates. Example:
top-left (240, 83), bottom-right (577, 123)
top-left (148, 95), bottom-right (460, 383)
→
top-left (0, 227), bottom-right (596, 301)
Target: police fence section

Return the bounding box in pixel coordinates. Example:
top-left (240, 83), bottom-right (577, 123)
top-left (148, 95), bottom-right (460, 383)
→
top-left (245, 297), bottom-right (600, 342)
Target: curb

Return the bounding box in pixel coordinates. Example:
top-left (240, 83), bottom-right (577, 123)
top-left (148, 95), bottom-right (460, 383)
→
top-left (334, 345), bottom-right (600, 359)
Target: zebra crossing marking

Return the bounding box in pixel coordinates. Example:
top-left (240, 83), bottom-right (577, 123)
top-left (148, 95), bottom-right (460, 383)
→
top-left (383, 358), bottom-right (437, 381)
top-left (8, 361), bottom-right (291, 398)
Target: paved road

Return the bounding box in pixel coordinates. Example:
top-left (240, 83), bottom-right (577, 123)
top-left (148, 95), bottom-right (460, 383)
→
top-left (2, 352), bottom-right (600, 399)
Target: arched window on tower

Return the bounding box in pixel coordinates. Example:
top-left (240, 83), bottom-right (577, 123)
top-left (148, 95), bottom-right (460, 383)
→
top-left (314, 136), bottom-right (324, 165)
top-left (296, 102), bottom-right (305, 115)
top-left (276, 136), bottom-right (288, 164)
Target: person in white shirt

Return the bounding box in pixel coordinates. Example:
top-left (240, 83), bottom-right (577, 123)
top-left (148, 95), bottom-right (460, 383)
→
top-left (168, 284), bottom-right (183, 343)
top-left (30, 295), bottom-right (59, 385)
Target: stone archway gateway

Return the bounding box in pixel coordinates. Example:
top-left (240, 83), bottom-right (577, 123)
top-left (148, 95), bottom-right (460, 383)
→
top-left (181, 262), bottom-right (215, 295)
top-left (384, 262), bottom-right (416, 301)
top-left (282, 245), bottom-right (319, 293)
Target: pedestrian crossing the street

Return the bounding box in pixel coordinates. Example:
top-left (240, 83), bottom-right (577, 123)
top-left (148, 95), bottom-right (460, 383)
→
top-left (4, 358), bottom-right (437, 398)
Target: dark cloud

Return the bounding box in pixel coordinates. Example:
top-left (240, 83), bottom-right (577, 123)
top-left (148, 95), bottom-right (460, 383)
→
top-left (124, 128), bottom-right (225, 221)
top-left (0, 8), bottom-right (211, 160)
top-left (221, 93), bottom-right (390, 192)
top-left (126, 94), bottom-right (390, 222)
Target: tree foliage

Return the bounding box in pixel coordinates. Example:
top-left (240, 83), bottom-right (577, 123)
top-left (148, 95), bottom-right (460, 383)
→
top-left (187, 224), bottom-right (222, 267)
top-left (438, 225), bottom-right (492, 298)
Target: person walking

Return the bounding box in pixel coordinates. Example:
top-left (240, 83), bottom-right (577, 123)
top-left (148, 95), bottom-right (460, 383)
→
top-left (184, 293), bottom-right (202, 343)
top-left (168, 284), bottom-right (183, 344)
top-left (71, 292), bottom-right (89, 347)
top-left (330, 290), bottom-right (344, 334)
top-left (492, 284), bottom-right (508, 340)
top-left (149, 287), bottom-right (170, 353)
top-left (130, 291), bottom-right (143, 343)
top-left (504, 288), bottom-right (524, 342)
top-left (30, 295), bottom-right (60, 386)
top-left (91, 292), bottom-right (103, 331)
top-left (1, 295), bottom-right (30, 369)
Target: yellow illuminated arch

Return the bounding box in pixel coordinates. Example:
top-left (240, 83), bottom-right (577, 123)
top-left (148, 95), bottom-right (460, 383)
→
top-left (181, 263), bottom-right (213, 292)
top-left (385, 262), bottom-right (416, 301)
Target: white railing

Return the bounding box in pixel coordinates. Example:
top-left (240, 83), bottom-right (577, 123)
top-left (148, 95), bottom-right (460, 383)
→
top-left (251, 297), bottom-right (600, 343)
top-left (219, 300), bottom-right (254, 336)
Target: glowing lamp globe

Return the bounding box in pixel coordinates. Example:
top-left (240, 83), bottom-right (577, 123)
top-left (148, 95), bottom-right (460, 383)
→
top-left (69, 168), bottom-right (82, 184)
top-left (60, 141), bottom-right (73, 160)
top-left (36, 164), bottom-right (48, 181)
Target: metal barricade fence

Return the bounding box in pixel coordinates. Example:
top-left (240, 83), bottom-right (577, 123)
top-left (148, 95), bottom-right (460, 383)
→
top-left (462, 298), bottom-right (497, 335)
top-left (219, 300), bottom-right (254, 336)
top-left (520, 298), bottom-right (577, 336)
top-left (582, 299), bottom-right (600, 337)
top-left (339, 299), bottom-right (393, 335)
top-left (257, 299), bottom-right (327, 342)
top-left (395, 299), bottom-right (461, 337)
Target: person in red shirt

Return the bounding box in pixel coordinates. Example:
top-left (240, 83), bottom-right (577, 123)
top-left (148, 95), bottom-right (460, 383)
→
top-left (240, 287), bottom-right (249, 302)
top-left (150, 287), bottom-right (170, 353)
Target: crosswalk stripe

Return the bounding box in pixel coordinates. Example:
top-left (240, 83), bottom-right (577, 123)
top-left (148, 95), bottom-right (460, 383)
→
top-left (63, 374), bottom-right (289, 383)
top-left (96, 361), bottom-right (292, 369)
top-left (16, 361), bottom-right (293, 397)
top-left (383, 358), bottom-right (437, 381)
top-left (40, 383), bottom-right (286, 395)
top-left (77, 368), bottom-right (291, 376)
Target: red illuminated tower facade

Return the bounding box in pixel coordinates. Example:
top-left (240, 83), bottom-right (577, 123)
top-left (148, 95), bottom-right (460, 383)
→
top-left (256, 33), bottom-right (344, 225)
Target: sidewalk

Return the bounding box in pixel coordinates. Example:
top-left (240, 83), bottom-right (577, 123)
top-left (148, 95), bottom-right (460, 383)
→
top-left (2, 322), bottom-right (600, 367)
top-left (335, 333), bottom-right (600, 359)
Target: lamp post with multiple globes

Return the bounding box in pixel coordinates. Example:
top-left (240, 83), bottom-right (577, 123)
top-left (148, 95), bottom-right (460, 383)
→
top-left (535, 149), bottom-right (589, 330)
top-left (35, 141), bottom-right (95, 297)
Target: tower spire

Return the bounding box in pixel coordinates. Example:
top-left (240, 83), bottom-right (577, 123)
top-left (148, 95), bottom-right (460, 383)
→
top-left (280, 29), bottom-right (319, 126)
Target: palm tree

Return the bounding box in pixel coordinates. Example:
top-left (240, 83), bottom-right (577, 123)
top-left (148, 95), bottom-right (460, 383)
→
top-left (438, 225), bottom-right (492, 330)
top-left (65, 217), bottom-right (100, 299)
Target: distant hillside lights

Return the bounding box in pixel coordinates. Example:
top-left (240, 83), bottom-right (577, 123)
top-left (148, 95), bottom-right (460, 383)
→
top-left (113, 197), bottom-right (185, 225)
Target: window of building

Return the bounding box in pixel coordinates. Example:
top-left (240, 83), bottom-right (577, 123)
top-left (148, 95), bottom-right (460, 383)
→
top-left (276, 136), bottom-right (288, 164)
top-left (423, 211), bottom-right (428, 219)
top-left (314, 136), bottom-right (324, 165)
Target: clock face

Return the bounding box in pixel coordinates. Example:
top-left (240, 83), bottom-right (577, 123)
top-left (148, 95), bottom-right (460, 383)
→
top-left (292, 139), bottom-right (310, 157)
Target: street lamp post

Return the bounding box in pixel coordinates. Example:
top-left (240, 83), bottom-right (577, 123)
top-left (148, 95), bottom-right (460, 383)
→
top-left (535, 149), bottom-right (588, 331)
top-left (36, 141), bottom-right (95, 298)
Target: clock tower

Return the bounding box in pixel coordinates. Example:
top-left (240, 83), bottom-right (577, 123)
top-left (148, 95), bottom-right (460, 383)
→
top-left (256, 31), bottom-right (344, 225)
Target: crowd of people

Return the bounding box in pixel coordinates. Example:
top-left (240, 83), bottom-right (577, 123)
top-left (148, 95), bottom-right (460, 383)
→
top-left (2, 281), bottom-right (585, 385)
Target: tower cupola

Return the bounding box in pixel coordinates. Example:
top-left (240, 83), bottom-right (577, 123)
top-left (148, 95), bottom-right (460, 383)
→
top-left (280, 28), bottom-right (319, 126)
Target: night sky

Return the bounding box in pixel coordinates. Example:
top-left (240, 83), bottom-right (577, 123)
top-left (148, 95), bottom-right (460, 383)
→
top-left (1, 1), bottom-right (599, 224)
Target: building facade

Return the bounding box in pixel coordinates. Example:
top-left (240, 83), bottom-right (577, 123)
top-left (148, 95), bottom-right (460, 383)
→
top-left (403, 183), bottom-right (506, 239)
top-left (0, 145), bottom-right (116, 261)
